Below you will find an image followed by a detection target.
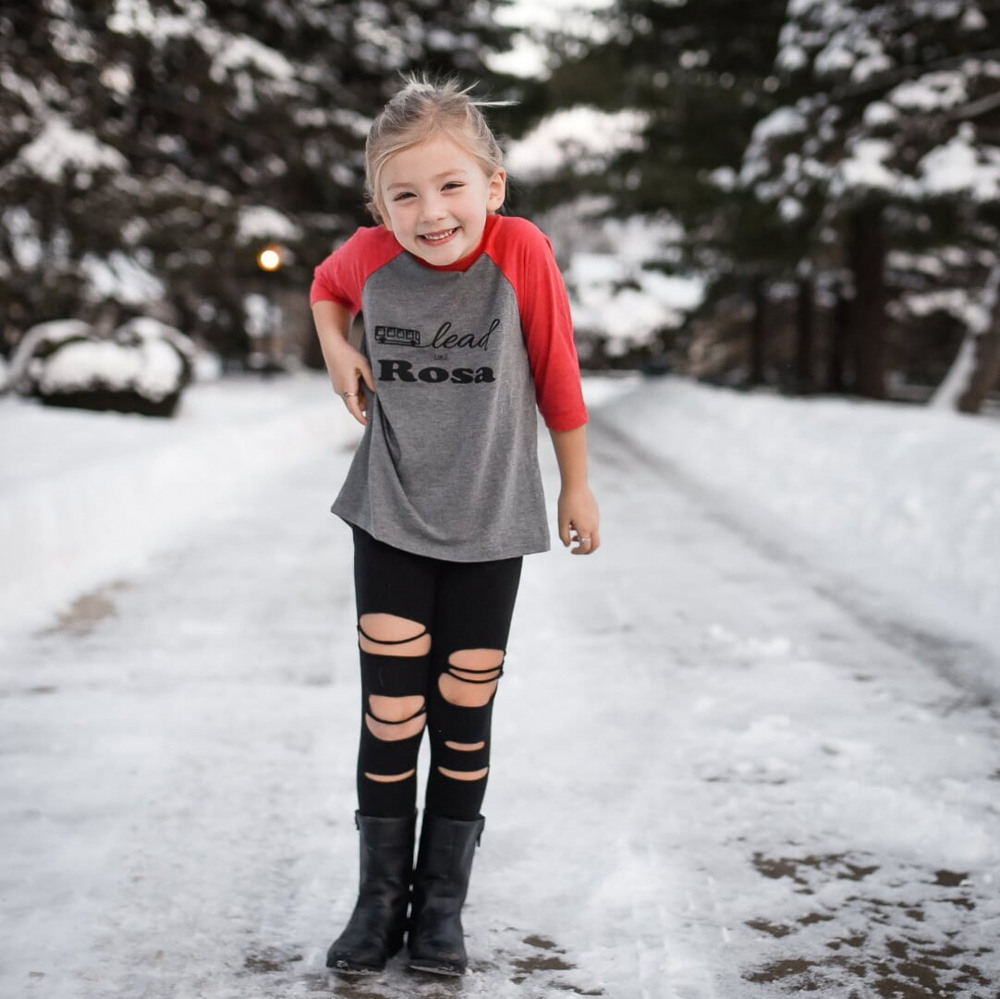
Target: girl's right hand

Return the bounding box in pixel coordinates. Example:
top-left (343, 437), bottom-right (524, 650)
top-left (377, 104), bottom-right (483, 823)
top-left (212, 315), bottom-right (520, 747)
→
top-left (331, 342), bottom-right (375, 426)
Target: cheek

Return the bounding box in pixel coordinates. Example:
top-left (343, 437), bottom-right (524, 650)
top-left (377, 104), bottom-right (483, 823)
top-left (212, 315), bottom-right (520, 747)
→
top-left (381, 205), bottom-right (404, 232)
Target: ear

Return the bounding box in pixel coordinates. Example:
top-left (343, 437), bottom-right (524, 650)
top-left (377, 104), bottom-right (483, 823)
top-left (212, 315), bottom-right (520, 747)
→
top-left (487, 169), bottom-right (507, 212)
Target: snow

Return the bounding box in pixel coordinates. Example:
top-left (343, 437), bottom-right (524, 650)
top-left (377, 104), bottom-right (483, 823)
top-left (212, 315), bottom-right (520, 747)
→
top-left (108, 0), bottom-right (207, 45)
top-left (489, 0), bottom-right (614, 78)
top-left (0, 376), bottom-right (349, 636)
top-left (1, 373), bottom-right (999, 997)
top-left (531, 209), bottom-right (700, 353)
top-left (889, 71), bottom-right (968, 113)
top-left (835, 136), bottom-right (900, 193)
top-left (862, 99), bottom-right (898, 127)
top-left (2, 208), bottom-right (44, 270)
top-left (16, 117), bottom-right (127, 182)
top-left (209, 35), bottom-right (296, 84)
top-left (107, 0), bottom-right (295, 87)
top-left (928, 267), bottom-right (1000, 409)
top-left (505, 106), bottom-right (648, 180)
top-left (79, 250), bottom-right (165, 305)
top-left (751, 2), bottom-right (1000, 217)
top-left (35, 337), bottom-right (183, 399)
top-left (567, 253), bottom-right (702, 350)
top-left (919, 129), bottom-right (1000, 201)
top-left (237, 206), bottom-right (303, 245)
top-left (3, 370), bottom-right (997, 651)
top-left (749, 107), bottom-right (808, 144)
top-left (600, 379), bottom-right (1000, 637)
top-left (962, 5), bottom-right (989, 32)
top-left (931, 334), bottom-right (980, 411)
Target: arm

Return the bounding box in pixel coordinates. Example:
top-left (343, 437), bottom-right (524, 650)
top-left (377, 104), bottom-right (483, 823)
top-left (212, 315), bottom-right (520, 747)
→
top-left (550, 425), bottom-right (600, 555)
top-left (312, 300), bottom-right (374, 426)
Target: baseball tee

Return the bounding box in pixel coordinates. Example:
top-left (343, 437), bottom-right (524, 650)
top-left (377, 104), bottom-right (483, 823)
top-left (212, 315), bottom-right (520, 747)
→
top-left (310, 213), bottom-right (588, 562)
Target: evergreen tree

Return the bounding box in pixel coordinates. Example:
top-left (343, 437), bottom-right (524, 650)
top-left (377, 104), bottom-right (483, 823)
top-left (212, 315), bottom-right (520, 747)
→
top-left (740, 0), bottom-right (1000, 404)
top-left (0, 0), bottom-right (516, 360)
top-left (523, 0), bottom-right (790, 381)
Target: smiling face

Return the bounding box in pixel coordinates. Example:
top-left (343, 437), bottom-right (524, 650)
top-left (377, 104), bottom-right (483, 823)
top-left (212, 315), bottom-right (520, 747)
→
top-left (377, 134), bottom-right (506, 266)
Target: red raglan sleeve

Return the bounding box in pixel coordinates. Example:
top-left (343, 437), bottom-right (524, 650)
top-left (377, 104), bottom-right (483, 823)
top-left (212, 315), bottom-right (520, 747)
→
top-left (309, 227), bottom-right (399, 314)
top-left (499, 218), bottom-right (588, 432)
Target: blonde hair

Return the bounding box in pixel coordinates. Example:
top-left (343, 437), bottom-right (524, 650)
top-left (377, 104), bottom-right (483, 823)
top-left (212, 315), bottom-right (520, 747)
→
top-left (365, 75), bottom-right (508, 224)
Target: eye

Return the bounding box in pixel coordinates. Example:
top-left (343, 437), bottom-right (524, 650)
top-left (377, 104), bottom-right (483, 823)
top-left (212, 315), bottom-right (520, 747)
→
top-left (442, 181), bottom-right (464, 191)
top-left (392, 191), bottom-right (415, 202)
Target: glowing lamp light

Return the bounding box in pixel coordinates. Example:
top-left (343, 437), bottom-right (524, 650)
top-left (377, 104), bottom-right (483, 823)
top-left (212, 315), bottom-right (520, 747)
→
top-left (256, 245), bottom-right (283, 272)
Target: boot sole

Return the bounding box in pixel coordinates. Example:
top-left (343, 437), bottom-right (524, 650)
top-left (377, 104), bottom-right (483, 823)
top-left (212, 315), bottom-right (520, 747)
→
top-left (408, 959), bottom-right (465, 976)
top-left (327, 961), bottom-right (385, 976)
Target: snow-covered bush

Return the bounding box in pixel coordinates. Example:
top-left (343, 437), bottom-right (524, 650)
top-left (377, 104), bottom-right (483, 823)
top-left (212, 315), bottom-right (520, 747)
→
top-left (10, 318), bottom-right (197, 417)
top-left (7, 320), bottom-right (94, 393)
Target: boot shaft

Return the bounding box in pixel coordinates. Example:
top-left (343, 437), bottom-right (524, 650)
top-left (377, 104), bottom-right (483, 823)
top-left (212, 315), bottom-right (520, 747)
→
top-left (355, 811), bottom-right (416, 891)
top-left (412, 813), bottom-right (484, 912)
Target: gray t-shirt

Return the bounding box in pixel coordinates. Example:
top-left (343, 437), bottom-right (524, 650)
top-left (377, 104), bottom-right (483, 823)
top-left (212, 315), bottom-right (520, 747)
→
top-left (310, 215), bottom-right (587, 562)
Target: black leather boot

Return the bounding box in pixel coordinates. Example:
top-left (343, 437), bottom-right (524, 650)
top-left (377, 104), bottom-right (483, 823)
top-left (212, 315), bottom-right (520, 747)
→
top-left (326, 812), bottom-right (416, 975)
top-left (407, 813), bottom-right (485, 976)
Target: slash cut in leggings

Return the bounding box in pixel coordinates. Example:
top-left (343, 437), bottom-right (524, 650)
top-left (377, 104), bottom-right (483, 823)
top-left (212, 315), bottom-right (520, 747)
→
top-left (351, 526), bottom-right (523, 822)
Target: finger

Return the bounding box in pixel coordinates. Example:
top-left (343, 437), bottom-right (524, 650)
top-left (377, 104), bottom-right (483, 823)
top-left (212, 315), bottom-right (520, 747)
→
top-left (348, 392), bottom-right (368, 426)
top-left (570, 526), bottom-right (598, 555)
top-left (359, 360), bottom-right (376, 393)
top-left (558, 519), bottom-right (572, 548)
top-left (340, 385), bottom-right (367, 426)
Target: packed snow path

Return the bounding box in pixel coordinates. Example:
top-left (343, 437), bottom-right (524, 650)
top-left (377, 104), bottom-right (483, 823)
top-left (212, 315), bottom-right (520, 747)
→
top-left (1, 380), bottom-right (998, 999)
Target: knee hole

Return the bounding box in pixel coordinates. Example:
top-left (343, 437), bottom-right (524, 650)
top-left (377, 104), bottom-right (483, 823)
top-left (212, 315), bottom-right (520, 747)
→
top-left (438, 765), bottom-right (489, 782)
top-left (358, 613), bottom-right (431, 657)
top-left (368, 694), bottom-right (424, 723)
top-left (439, 647), bottom-right (504, 706)
top-left (448, 647), bottom-right (504, 672)
top-left (444, 740), bottom-right (486, 752)
top-left (439, 673), bottom-right (498, 708)
top-left (366, 694), bottom-right (425, 741)
top-left (365, 713), bottom-right (426, 742)
top-left (364, 769), bottom-right (416, 783)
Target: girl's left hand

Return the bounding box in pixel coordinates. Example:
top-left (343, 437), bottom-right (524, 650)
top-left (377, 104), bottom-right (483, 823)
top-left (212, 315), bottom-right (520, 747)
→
top-left (558, 486), bottom-right (601, 555)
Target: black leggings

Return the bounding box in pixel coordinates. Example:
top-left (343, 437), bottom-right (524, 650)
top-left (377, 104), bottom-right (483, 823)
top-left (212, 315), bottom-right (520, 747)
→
top-left (351, 527), bottom-right (523, 821)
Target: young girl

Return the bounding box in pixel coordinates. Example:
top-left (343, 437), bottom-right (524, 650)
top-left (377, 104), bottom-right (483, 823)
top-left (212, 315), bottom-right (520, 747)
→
top-left (310, 76), bottom-right (600, 978)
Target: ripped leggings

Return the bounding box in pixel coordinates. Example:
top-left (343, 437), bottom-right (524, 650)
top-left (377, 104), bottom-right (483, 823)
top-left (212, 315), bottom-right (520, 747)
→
top-left (351, 526), bottom-right (523, 821)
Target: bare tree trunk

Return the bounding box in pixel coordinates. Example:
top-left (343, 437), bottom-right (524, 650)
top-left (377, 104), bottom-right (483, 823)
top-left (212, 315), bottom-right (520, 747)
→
top-left (748, 274), bottom-right (766, 387)
top-left (958, 327), bottom-right (1000, 413)
top-left (932, 266), bottom-right (1000, 414)
top-left (846, 204), bottom-right (887, 399)
top-left (796, 273), bottom-right (815, 394)
top-left (826, 280), bottom-right (851, 393)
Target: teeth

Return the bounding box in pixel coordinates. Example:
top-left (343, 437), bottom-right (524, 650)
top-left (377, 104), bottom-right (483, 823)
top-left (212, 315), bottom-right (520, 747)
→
top-left (422, 229), bottom-right (456, 242)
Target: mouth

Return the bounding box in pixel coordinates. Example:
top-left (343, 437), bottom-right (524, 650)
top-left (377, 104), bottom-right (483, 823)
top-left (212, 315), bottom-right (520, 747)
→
top-left (418, 227), bottom-right (458, 245)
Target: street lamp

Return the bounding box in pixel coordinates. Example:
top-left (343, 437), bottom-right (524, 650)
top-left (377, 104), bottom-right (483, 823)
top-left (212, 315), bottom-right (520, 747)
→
top-left (256, 244), bottom-right (283, 272)
top-left (250, 245), bottom-right (285, 373)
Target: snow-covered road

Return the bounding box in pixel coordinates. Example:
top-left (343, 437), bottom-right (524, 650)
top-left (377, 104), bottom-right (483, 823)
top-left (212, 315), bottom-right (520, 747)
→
top-left (1, 377), bottom-right (998, 999)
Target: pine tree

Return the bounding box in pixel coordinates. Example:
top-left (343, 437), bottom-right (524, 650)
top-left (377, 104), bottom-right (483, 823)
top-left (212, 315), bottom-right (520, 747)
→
top-left (740, 0), bottom-right (1000, 404)
top-left (0, 0), bottom-right (516, 360)
top-left (521, 0), bottom-right (791, 381)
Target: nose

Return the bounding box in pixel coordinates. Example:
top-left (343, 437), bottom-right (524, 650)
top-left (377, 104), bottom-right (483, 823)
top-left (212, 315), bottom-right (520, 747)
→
top-left (419, 193), bottom-right (447, 223)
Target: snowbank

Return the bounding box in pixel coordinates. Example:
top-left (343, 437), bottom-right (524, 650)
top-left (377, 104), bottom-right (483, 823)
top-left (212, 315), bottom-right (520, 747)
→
top-left (600, 378), bottom-right (1000, 636)
top-left (0, 374), bottom-right (356, 634)
top-left (3, 373), bottom-right (997, 647)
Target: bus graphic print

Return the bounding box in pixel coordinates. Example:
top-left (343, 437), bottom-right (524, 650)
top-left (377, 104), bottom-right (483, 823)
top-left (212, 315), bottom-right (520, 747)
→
top-left (375, 326), bottom-right (421, 346)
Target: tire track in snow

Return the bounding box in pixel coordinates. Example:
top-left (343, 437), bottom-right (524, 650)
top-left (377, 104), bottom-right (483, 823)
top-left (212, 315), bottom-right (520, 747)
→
top-left (589, 409), bottom-right (1000, 712)
top-left (582, 406), bottom-right (1000, 997)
